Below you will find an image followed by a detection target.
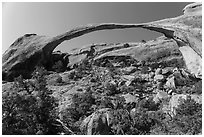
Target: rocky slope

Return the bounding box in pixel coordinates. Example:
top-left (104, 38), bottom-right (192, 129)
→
top-left (2, 2), bottom-right (202, 135)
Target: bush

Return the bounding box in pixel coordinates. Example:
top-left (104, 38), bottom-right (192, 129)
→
top-left (2, 67), bottom-right (59, 135)
top-left (64, 88), bottom-right (95, 122)
top-left (152, 96), bottom-right (202, 135)
top-left (110, 109), bottom-right (131, 135)
top-left (172, 96), bottom-right (202, 134)
top-left (104, 81), bottom-right (118, 96)
top-left (52, 60), bottom-right (66, 72)
top-left (138, 97), bottom-right (160, 111)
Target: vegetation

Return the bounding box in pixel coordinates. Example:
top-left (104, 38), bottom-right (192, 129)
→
top-left (2, 67), bottom-right (59, 135)
top-left (2, 55), bottom-right (202, 135)
top-left (172, 96), bottom-right (202, 134)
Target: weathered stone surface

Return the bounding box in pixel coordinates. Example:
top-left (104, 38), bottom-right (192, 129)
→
top-left (154, 74), bottom-right (165, 82)
top-left (162, 67), bottom-right (174, 75)
top-left (155, 68), bottom-right (162, 75)
top-left (2, 2), bottom-right (202, 81)
top-left (153, 90), bottom-right (169, 103)
top-left (165, 76), bottom-right (176, 89)
top-left (94, 37), bottom-right (184, 69)
top-left (80, 108), bottom-right (112, 135)
top-left (46, 73), bottom-right (62, 85)
top-left (122, 93), bottom-right (139, 104)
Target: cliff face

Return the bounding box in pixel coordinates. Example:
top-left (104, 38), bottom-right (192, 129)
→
top-left (2, 2), bottom-right (202, 81)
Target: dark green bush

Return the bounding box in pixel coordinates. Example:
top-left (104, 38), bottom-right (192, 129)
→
top-left (52, 60), bottom-right (66, 72)
top-left (65, 88), bottom-right (95, 122)
top-left (151, 96), bottom-right (202, 135)
top-left (110, 109), bottom-right (131, 135)
top-left (104, 81), bottom-right (118, 96)
top-left (172, 96), bottom-right (202, 134)
top-left (2, 67), bottom-right (59, 135)
top-left (138, 97), bottom-right (160, 111)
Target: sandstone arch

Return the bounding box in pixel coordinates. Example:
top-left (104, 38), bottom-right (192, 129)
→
top-left (2, 2), bottom-right (202, 81)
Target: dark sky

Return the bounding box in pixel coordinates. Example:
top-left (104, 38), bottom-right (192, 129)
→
top-left (2, 2), bottom-right (191, 53)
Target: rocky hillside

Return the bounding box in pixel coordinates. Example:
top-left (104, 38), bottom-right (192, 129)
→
top-left (2, 2), bottom-right (202, 135)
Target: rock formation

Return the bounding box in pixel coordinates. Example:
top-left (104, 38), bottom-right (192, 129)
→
top-left (2, 2), bottom-right (202, 81)
top-left (2, 2), bottom-right (202, 135)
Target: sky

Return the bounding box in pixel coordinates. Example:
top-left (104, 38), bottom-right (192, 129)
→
top-left (2, 2), bottom-right (191, 53)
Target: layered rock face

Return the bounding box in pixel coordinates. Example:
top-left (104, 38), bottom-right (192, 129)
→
top-left (2, 2), bottom-right (202, 81)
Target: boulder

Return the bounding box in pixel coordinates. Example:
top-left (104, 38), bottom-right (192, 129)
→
top-left (173, 68), bottom-right (188, 86)
top-left (46, 73), bottom-right (62, 85)
top-left (122, 93), bottom-right (139, 104)
top-left (121, 75), bottom-right (135, 86)
top-left (162, 67), bottom-right (174, 75)
top-left (121, 66), bottom-right (137, 75)
top-left (80, 108), bottom-right (112, 135)
top-left (165, 76), bottom-right (176, 89)
top-left (153, 90), bottom-right (169, 103)
top-left (154, 74), bottom-right (165, 82)
top-left (155, 68), bottom-right (162, 75)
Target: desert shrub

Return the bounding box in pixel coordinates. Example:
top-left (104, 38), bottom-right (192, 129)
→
top-left (152, 96), bottom-right (202, 135)
top-left (2, 67), bottom-right (59, 135)
top-left (190, 80), bottom-right (202, 94)
top-left (65, 88), bottom-right (95, 121)
top-left (76, 59), bottom-right (92, 75)
top-left (46, 74), bottom-right (62, 85)
top-left (119, 85), bottom-right (135, 94)
top-left (110, 109), bottom-right (131, 135)
top-left (96, 96), bottom-right (114, 109)
top-left (52, 60), bottom-right (66, 72)
top-left (172, 96), bottom-right (202, 134)
top-left (103, 81), bottom-right (118, 96)
top-left (138, 97), bottom-right (160, 111)
top-left (68, 59), bottom-right (93, 81)
top-left (131, 110), bottom-right (156, 134)
top-left (60, 88), bottom-right (96, 134)
top-left (68, 70), bottom-right (79, 80)
top-left (109, 107), bottom-right (159, 135)
top-left (105, 95), bottom-right (160, 135)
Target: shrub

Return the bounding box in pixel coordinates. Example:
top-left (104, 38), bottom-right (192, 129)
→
top-left (110, 109), bottom-right (131, 135)
top-left (152, 96), bottom-right (202, 135)
top-left (104, 81), bottom-right (118, 96)
top-left (65, 88), bottom-right (95, 121)
top-left (52, 60), bottom-right (66, 72)
top-left (97, 96), bottom-right (114, 109)
top-left (172, 96), bottom-right (202, 134)
top-left (138, 97), bottom-right (160, 111)
top-left (119, 85), bottom-right (135, 94)
top-left (2, 67), bottom-right (59, 135)
top-left (131, 110), bottom-right (156, 134)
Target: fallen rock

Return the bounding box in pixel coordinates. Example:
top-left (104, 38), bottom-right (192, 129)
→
top-left (121, 75), bottom-right (135, 86)
top-left (165, 76), bottom-right (176, 89)
top-left (153, 90), bottom-right (169, 103)
top-left (173, 69), bottom-right (188, 86)
top-left (154, 74), bottom-right (165, 82)
top-left (155, 68), bottom-right (162, 75)
top-left (122, 93), bottom-right (139, 104)
top-left (46, 73), bottom-right (62, 85)
top-left (121, 66), bottom-right (137, 75)
top-left (80, 108), bottom-right (112, 135)
top-left (162, 67), bottom-right (174, 75)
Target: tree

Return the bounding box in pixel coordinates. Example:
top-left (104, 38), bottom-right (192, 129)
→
top-left (2, 67), bottom-right (59, 135)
